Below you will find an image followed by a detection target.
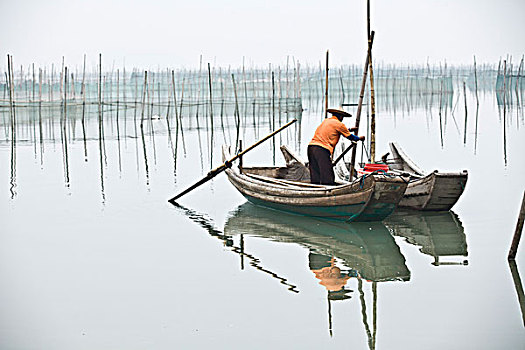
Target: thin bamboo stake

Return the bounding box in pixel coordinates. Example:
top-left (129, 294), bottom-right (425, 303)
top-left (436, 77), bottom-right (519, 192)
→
top-left (116, 69), bottom-right (122, 172)
top-left (166, 70), bottom-right (177, 175)
top-left (98, 55), bottom-right (106, 202)
top-left (7, 55), bottom-right (14, 126)
top-left (98, 54), bottom-right (102, 116)
top-left (171, 70), bottom-right (179, 125)
top-left (232, 74), bottom-right (241, 152)
top-left (439, 79), bottom-right (444, 148)
top-left (242, 57), bottom-right (248, 127)
top-left (60, 57), bottom-right (64, 106)
top-left (325, 50), bottom-right (329, 118)
top-left (178, 76), bottom-right (187, 155)
top-left (286, 56), bottom-right (290, 99)
top-left (31, 63), bottom-right (35, 102)
top-left (339, 68), bottom-right (345, 105)
top-left (150, 80), bottom-right (158, 166)
top-left (515, 57), bottom-right (523, 128)
top-left (463, 81), bottom-right (468, 145)
top-left (208, 63), bottom-right (214, 166)
top-left (272, 71), bottom-right (276, 165)
top-left (38, 68), bottom-right (44, 163)
top-left (64, 67), bottom-right (70, 184)
top-left (140, 71), bottom-right (149, 183)
top-left (474, 55), bottom-right (479, 105)
top-left (196, 55), bottom-right (202, 127)
top-left (8, 54), bottom-right (17, 198)
top-left (503, 60), bottom-right (507, 165)
top-left (81, 54), bottom-right (87, 160)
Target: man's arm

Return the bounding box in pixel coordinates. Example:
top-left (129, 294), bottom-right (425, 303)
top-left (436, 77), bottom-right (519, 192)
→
top-left (338, 122), bottom-right (364, 142)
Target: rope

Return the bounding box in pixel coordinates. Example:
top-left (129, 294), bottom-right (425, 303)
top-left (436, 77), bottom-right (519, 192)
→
top-left (358, 168), bottom-right (409, 188)
top-left (361, 142), bottom-right (370, 160)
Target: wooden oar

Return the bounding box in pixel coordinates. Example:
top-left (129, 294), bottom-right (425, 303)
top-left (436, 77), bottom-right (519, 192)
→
top-left (332, 141), bottom-right (357, 167)
top-left (168, 119), bottom-right (297, 203)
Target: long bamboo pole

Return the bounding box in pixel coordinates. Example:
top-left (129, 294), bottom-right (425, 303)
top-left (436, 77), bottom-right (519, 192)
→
top-left (367, 0), bottom-right (377, 162)
top-left (349, 31), bottom-right (375, 180)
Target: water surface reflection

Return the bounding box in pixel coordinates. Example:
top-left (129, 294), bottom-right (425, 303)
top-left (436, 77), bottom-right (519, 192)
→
top-left (224, 203), bottom-right (413, 344)
top-left (225, 203), bottom-right (411, 283)
top-left (385, 210), bottom-right (468, 266)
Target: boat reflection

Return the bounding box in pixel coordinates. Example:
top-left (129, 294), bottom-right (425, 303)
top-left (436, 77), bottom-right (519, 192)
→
top-left (225, 202), bottom-right (411, 284)
top-left (384, 210), bottom-right (468, 266)
top-left (224, 203), bottom-right (410, 343)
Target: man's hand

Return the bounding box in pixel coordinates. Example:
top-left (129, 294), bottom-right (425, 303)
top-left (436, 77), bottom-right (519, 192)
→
top-left (359, 136), bottom-right (365, 141)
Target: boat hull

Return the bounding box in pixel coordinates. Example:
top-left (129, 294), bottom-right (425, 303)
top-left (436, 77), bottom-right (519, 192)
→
top-left (240, 194), bottom-right (368, 221)
top-left (384, 142), bottom-right (468, 211)
top-left (398, 171), bottom-right (468, 211)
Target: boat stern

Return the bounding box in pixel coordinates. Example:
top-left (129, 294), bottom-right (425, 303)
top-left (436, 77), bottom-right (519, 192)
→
top-left (356, 174), bottom-right (409, 221)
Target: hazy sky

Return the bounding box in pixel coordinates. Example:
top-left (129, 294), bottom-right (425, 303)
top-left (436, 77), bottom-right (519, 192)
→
top-left (1, 0), bottom-right (523, 69)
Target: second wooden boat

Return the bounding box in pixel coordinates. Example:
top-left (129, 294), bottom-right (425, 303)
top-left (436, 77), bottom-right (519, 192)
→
top-left (386, 142), bottom-right (468, 211)
top-left (334, 142), bottom-right (468, 211)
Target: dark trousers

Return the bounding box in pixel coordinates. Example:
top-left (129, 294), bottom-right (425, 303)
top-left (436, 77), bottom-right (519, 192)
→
top-left (307, 145), bottom-right (335, 185)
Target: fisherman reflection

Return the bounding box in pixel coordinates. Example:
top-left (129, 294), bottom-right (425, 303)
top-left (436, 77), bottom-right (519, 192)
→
top-left (309, 253), bottom-right (356, 300)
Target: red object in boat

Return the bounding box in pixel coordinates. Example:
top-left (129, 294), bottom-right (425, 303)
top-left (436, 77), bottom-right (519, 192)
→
top-left (363, 163), bottom-right (389, 172)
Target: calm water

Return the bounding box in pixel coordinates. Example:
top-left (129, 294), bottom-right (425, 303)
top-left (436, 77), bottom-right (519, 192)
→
top-left (1, 74), bottom-right (524, 349)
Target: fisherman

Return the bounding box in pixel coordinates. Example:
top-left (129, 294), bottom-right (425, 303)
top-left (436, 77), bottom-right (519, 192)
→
top-left (307, 108), bottom-right (365, 185)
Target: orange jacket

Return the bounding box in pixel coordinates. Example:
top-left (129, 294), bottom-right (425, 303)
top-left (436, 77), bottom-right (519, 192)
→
top-left (309, 116), bottom-right (352, 154)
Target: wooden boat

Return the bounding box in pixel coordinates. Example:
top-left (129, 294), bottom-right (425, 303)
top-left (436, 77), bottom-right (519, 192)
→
top-left (386, 142), bottom-right (468, 211)
top-left (222, 145), bottom-right (409, 222)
